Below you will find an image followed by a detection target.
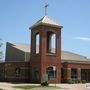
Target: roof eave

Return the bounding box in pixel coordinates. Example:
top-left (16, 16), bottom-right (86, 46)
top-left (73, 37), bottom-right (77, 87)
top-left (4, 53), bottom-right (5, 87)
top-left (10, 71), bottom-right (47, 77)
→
top-left (61, 59), bottom-right (90, 64)
top-left (30, 23), bottom-right (63, 30)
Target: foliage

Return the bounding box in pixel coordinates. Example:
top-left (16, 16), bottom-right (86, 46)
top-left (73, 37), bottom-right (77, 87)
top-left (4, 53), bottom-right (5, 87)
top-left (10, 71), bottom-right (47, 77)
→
top-left (67, 79), bottom-right (81, 84)
top-left (81, 80), bottom-right (86, 83)
top-left (67, 79), bottom-right (74, 84)
top-left (0, 89), bottom-right (3, 90)
top-left (41, 81), bottom-right (49, 86)
top-left (0, 38), bottom-right (3, 60)
top-left (14, 85), bottom-right (59, 90)
top-left (66, 79), bottom-right (87, 84)
top-left (14, 85), bottom-right (40, 90)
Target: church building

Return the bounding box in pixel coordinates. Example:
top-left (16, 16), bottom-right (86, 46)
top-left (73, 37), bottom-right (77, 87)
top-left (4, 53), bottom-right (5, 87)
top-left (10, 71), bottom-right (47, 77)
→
top-left (0, 13), bottom-right (90, 83)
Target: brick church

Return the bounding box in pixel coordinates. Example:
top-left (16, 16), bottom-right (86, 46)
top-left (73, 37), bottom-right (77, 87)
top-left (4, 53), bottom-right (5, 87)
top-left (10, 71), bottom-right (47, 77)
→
top-left (0, 15), bottom-right (90, 83)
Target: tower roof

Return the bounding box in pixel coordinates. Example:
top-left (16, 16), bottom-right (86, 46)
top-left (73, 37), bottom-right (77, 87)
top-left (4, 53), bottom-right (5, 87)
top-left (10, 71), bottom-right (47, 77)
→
top-left (30, 16), bottom-right (63, 29)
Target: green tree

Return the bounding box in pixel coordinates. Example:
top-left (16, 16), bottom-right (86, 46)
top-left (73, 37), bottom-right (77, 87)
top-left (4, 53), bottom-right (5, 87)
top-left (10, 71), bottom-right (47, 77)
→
top-left (0, 38), bottom-right (3, 60)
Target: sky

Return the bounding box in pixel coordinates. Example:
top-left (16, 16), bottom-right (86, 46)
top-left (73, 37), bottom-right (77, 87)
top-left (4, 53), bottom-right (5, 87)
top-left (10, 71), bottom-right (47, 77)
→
top-left (0, 0), bottom-right (90, 59)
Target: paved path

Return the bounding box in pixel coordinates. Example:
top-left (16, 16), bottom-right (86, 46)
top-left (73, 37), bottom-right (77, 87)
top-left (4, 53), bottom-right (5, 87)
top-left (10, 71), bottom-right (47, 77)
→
top-left (57, 84), bottom-right (87, 90)
top-left (0, 83), bottom-right (22, 90)
top-left (0, 83), bottom-right (89, 90)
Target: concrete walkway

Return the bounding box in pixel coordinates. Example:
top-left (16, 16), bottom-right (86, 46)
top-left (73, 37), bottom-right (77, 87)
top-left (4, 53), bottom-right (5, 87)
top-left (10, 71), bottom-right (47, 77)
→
top-left (0, 83), bottom-right (89, 90)
top-left (0, 83), bottom-right (22, 90)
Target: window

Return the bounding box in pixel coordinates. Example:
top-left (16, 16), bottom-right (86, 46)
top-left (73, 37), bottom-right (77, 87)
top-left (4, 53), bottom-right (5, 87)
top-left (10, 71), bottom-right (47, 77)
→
top-left (47, 32), bottom-right (56, 54)
top-left (71, 68), bottom-right (77, 79)
top-left (46, 66), bottom-right (56, 80)
top-left (61, 68), bottom-right (64, 78)
top-left (15, 67), bottom-right (21, 77)
top-left (35, 33), bottom-right (40, 54)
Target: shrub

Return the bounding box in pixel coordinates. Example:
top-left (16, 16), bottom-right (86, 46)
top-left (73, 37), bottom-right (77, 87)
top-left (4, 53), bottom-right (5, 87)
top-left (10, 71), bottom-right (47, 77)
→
top-left (67, 79), bottom-right (81, 84)
top-left (82, 80), bottom-right (86, 83)
top-left (74, 79), bottom-right (81, 83)
top-left (41, 81), bottom-right (49, 86)
top-left (67, 79), bottom-right (75, 84)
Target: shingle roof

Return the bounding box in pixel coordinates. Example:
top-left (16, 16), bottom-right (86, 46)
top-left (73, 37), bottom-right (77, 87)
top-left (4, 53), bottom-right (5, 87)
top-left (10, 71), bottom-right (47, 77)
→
top-left (7, 42), bottom-right (90, 63)
top-left (30, 16), bottom-right (63, 29)
top-left (61, 51), bottom-right (87, 61)
top-left (61, 51), bottom-right (90, 64)
top-left (8, 42), bottom-right (30, 52)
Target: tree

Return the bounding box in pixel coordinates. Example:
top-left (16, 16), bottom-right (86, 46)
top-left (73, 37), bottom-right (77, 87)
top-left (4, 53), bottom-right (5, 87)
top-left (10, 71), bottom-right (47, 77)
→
top-left (0, 38), bottom-right (3, 60)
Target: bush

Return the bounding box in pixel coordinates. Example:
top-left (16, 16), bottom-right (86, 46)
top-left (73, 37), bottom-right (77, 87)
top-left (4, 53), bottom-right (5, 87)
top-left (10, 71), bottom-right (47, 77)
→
top-left (74, 79), bottom-right (81, 83)
top-left (67, 79), bottom-right (75, 84)
top-left (82, 80), bottom-right (86, 83)
top-left (67, 79), bottom-right (81, 84)
top-left (41, 81), bottom-right (49, 86)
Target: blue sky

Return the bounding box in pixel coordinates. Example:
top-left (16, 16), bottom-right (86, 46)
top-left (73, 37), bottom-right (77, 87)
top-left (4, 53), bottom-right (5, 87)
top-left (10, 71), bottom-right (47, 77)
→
top-left (0, 0), bottom-right (90, 59)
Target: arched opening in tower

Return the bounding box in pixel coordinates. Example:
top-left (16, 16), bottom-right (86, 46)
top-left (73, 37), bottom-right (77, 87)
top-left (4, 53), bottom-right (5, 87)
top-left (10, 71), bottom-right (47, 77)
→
top-left (47, 31), bottom-right (56, 54)
top-left (35, 33), bottom-right (40, 54)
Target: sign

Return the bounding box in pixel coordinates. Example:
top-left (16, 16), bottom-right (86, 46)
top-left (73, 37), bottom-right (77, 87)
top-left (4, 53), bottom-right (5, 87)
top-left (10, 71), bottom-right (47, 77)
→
top-left (43, 74), bottom-right (48, 82)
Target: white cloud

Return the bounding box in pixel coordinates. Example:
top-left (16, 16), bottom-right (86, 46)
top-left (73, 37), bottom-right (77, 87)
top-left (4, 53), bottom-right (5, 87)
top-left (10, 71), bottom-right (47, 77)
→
top-left (74, 37), bottom-right (90, 41)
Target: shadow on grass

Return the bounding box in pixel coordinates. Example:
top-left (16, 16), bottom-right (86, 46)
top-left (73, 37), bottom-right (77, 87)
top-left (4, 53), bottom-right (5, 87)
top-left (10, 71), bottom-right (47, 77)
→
top-left (14, 85), bottom-right (40, 90)
top-left (0, 89), bottom-right (3, 90)
top-left (14, 85), bottom-right (61, 90)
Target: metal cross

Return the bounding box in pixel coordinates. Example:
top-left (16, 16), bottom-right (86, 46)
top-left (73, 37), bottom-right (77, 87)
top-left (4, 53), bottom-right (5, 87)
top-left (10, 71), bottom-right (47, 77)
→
top-left (45, 3), bottom-right (49, 16)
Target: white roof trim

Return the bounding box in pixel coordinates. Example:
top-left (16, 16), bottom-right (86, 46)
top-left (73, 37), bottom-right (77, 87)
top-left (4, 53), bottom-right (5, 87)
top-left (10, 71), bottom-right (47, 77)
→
top-left (30, 16), bottom-right (63, 29)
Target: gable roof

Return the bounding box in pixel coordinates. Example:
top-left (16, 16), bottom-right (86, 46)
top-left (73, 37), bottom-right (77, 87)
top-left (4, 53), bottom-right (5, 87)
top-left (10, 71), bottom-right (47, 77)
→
top-left (61, 51), bottom-right (89, 62)
top-left (7, 42), bottom-right (30, 52)
top-left (6, 42), bottom-right (90, 63)
top-left (30, 16), bottom-right (63, 29)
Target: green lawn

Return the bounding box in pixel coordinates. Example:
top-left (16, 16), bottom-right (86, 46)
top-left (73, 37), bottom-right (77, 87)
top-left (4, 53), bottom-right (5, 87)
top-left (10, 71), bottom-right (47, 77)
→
top-left (0, 89), bottom-right (3, 90)
top-left (14, 85), bottom-right (60, 90)
top-left (14, 85), bottom-right (40, 90)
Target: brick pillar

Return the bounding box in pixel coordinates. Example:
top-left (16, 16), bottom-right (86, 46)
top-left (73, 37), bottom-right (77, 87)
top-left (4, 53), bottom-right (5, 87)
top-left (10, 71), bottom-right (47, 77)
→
top-left (77, 68), bottom-right (81, 80)
top-left (67, 68), bottom-right (71, 80)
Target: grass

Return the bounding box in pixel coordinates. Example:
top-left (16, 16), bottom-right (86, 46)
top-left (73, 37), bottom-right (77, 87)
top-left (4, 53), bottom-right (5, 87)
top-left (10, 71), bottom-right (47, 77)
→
top-left (14, 85), bottom-right (60, 90)
top-left (14, 85), bottom-right (40, 90)
top-left (0, 89), bottom-right (3, 90)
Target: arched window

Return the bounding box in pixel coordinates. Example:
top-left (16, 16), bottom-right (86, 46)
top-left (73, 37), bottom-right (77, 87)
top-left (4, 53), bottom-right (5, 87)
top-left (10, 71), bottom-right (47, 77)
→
top-left (51, 34), bottom-right (56, 53)
top-left (47, 32), bottom-right (56, 54)
top-left (35, 33), bottom-right (40, 54)
top-left (46, 66), bottom-right (56, 80)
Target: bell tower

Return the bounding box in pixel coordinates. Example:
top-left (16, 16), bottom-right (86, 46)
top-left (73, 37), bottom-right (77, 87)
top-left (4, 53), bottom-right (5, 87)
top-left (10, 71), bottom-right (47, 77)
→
top-left (30, 15), bottom-right (63, 83)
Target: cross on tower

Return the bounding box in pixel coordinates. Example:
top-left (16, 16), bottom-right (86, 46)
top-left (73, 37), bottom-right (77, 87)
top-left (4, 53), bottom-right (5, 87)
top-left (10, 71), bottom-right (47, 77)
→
top-left (45, 3), bottom-right (49, 16)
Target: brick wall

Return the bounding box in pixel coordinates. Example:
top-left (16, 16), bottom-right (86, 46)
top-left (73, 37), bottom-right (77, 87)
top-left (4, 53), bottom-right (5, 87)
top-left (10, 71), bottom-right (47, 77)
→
top-left (4, 62), bottom-right (30, 82)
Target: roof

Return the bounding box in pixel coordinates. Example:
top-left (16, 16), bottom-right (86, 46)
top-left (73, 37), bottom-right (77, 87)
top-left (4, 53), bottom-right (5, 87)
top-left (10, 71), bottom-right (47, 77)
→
top-left (61, 51), bottom-right (88, 61)
top-left (7, 42), bottom-right (30, 52)
top-left (61, 51), bottom-right (90, 64)
top-left (30, 16), bottom-right (63, 29)
top-left (13, 43), bottom-right (30, 53)
top-left (6, 42), bottom-right (90, 63)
